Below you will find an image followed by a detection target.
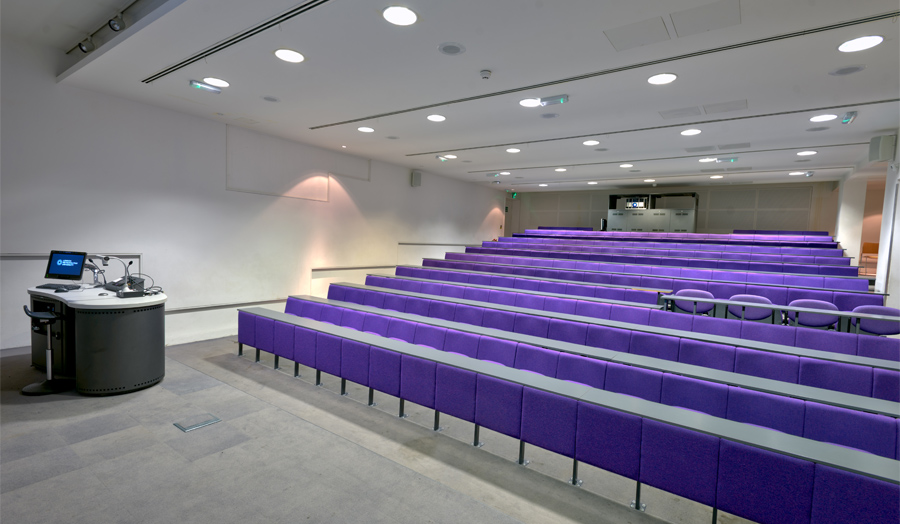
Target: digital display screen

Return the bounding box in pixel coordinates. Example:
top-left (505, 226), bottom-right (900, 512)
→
top-left (44, 251), bottom-right (87, 280)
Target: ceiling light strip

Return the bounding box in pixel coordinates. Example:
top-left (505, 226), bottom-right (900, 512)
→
top-left (309, 10), bottom-right (899, 130)
top-left (466, 143), bottom-right (865, 173)
top-left (407, 98), bottom-right (897, 156)
top-left (141, 0), bottom-right (333, 84)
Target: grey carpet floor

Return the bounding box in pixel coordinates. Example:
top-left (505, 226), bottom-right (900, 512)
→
top-left (1, 337), bottom-right (752, 524)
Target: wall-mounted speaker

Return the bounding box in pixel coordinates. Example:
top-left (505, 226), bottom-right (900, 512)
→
top-left (410, 170), bottom-right (422, 187)
top-left (869, 135), bottom-right (897, 162)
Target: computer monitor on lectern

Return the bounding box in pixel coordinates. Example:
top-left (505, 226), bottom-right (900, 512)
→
top-left (44, 250), bottom-right (87, 280)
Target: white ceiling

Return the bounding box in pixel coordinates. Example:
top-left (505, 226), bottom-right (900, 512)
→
top-left (4, 0), bottom-right (899, 192)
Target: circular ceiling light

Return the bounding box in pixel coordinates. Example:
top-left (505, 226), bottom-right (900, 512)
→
top-left (797, 150), bottom-right (817, 156)
top-left (427, 114), bottom-right (446, 122)
top-left (699, 157), bottom-right (717, 163)
top-left (583, 140), bottom-right (600, 146)
top-left (620, 163), bottom-right (634, 168)
top-left (438, 42), bottom-right (466, 55)
top-left (555, 168), bottom-right (567, 172)
top-left (443, 154), bottom-right (457, 159)
top-left (519, 98), bottom-right (542, 108)
top-left (341, 145), bottom-right (347, 148)
top-left (644, 179), bottom-right (656, 182)
top-left (789, 171), bottom-right (806, 176)
top-left (383, 6), bottom-right (417, 26)
top-left (274, 49), bottom-right (305, 63)
top-left (680, 129), bottom-right (702, 136)
top-left (809, 114), bottom-right (837, 122)
top-left (588, 181), bottom-right (598, 185)
top-left (539, 183), bottom-right (548, 187)
top-left (358, 126), bottom-right (375, 133)
top-left (499, 172), bottom-right (510, 175)
top-left (203, 77), bottom-right (229, 87)
top-left (647, 73), bottom-right (677, 85)
top-left (506, 148), bottom-right (521, 153)
top-left (710, 175), bottom-right (724, 179)
top-left (838, 35), bottom-right (883, 53)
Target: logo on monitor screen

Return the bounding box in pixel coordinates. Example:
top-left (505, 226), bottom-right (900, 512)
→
top-left (57, 259), bottom-right (75, 267)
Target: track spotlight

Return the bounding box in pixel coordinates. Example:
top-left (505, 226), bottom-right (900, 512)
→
top-left (78, 37), bottom-right (95, 53)
top-left (108, 15), bottom-right (126, 32)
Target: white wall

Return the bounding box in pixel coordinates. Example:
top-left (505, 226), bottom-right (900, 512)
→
top-left (0, 37), bottom-right (505, 349)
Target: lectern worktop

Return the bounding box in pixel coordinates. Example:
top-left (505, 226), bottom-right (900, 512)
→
top-left (27, 286), bottom-right (167, 395)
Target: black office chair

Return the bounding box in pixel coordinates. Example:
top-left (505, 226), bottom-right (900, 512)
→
top-left (22, 306), bottom-right (74, 395)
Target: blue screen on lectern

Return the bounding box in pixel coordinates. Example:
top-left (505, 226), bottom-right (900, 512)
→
top-left (44, 251), bottom-right (87, 280)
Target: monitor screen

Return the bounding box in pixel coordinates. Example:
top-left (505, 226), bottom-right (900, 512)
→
top-left (44, 250), bottom-right (87, 280)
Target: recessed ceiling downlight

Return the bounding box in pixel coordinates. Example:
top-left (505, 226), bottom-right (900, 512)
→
top-left (583, 140), bottom-right (600, 146)
top-left (588, 182), bottom-right (598, 185)
top-left (507, 148), bottom-right (521, 153)
top-left (699, 157), bottom-right (717, 163)
top-left (647, 73), bottom-right (677, 85)
top-left (499, 172), bottom-right (510, 175)
top-left (539, 184), bottom-right (548, 187)
top-left (710, 175), bottom-right (724, 179)
top-left (789, 171), bottom-right (806, 176)
top-left (443, 154), bottom-right (457, 159)
top-left (358, 127), bottom-right (375, 133)
top-left (555, 168), bottom-right (567, 172)
top-left (620, 164), bottom-right (633, 168)
top-left (797, 150), bottom-right (817, 156)
top-left (681, 129), bottom-right (702, 136)
top-left (383, 6), bottom-right (417, 26)
top-left (203, 77), bottom-right (229, 87)
top-left (427, 114), bottom-right (446, 122)
top-left (838, 35), bottom-right (883, 52)
top-left (519, 98), bottom-right (542, 108)
top-left (644, 179), bottom-right (656, 183)
top-left (810, 114), bottom-right (837, 122)
top-left (438, 42), bottom-right (466, 55)
top-left (274, 49), bottom-right (305, 63)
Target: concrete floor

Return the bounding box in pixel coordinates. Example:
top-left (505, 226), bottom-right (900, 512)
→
top-left (1, 337), bottom-right (754, 524)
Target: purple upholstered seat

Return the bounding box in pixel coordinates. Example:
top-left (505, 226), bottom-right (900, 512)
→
top-left (608, 305), bottom-right (650, 324)
top-left (788, 299), bottom-right (840, 329)
top-left (434, 364), bottom-right (477, 422)
top-left (678, 339), bottom-right (736, 372)
top-left (475, 375), bottom-right (523, 438)
top-left (640, 420), bottom-right (719, 507)
top-left (453, 305), bottom-right (485, 326)
top-left (476, 337), bottom-right (517, 367)
top-left (341, 340), bottom-right (370, 386)
top-left (463, 287), bottom-right (491, 302)
top-left (340, 309), bottom-right (366, 331)
top-left (443, 330), bottom-right (480, 358)
top-left (319, 305), bottom-right (343, 325)
top-left (798, 358), bottom-right (872, 397)
top-left (629, 332), bottom-right (680, 361)
top-left (672, 289), bottom-right (715, 315)
top-left (585, 325), bottom-right (632, 352)
top-left (400, 355), bottom-right (436, 408)
top-left (734, 348), bottom-right (800, 383)
top-left (428, 300), bottom-right (456, 321)
top-left (858, 336), bottom-right (900, 361)
top-left (716, 440), bottom-right (815, 524)
top-left (293, 326), bottom-right (317, 368)
top-left (368, 346), bottom-right (401, 396)
top-left (726, 386), bottom-right (805, 436)
top-left (238, 311), bottom-right (256, 346)
top-left (692, 316), bottom-right (742, 338)
top-left (605, 363), bottom-right (662, 402)
top-left (405, 297), bottom-right (432, 317)
top-left (794, 328), bottom-right (857, 356)
top-left (648, 309), bottom-right (693, 331)
top-left (810, 464), bottom-right (900, 524)
top-left (386, 318), bottom-right (417, 343)
top-left (514, 293), bottom-right (545, 310)
top-left (660, 375), bottom-right (727, 417)
top-left (740, 322), bottom-right (796, 346)
top-left (514, 344), bottom-right (560, 377)
top-left (254, 317), bottom-right (274, 353)
top-left (521, 388), bottom-right (577, 457)
top-left (482, 309), bottom-right (516, 331)
top-left (300, 300), bottom-right (325, 320)
top-left (727, 294), bottom-right (774, 321)
top-left (851, 305), bottom-right (900, 336)
top-left (413, 324), bottom-right (448, 350)
top-left (361, 314), bottom-right (390, 336)
top-left (273, 322), bottom-right (294, 359)
top-left (363, 290), bottom-right (385, 308)
top-left (513, 313), bottom-right (550, 338)
top-left (547, 319), bottom-right (588, 345)
top-left (803, 402), bottom-right (897, 458)
top-left (382, 294), bottom-right (407, 312)
top-left (574, 301), bottom-right (612, 320)
top-left (575, 402), bottom-right (641, 480)
top-left (315, 332), bottom-right (342, 376)
top-left (873, 369), bottom-right (900, 402)
top-left (556, 354), bottom-right (607, 389)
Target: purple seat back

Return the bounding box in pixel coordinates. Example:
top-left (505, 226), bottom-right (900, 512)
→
top-left (873, 369), bottom-right (900, 402)
top-left (340, 340), bottom-right (370, 386)
top-left (585, 325), bottom-right (632, 351)
top-left (476, 337), bottom-right (517, 367)
top-left (648, 309), bottom-right (693, 331)
top-left (678, 339), bottom-right (736, 372)
top-left (400, 355), bottom-right (436, 408)
top-left (810, 465), bottom-right (900, 524)
top-left (513, 313), bottom-right (550, 338)
top-left (514, 344), bottom-right (560, 377)
top-left (521, 388), bottom-right (577, 457)
top-left (660, 374), bottom-right (728, 417)
top-left (605, 363), bottom-right (662, 402)
top-left (630, 332), bottom-right (680, 361)
top-left (413, 324), bottom-right (447, 350)
top-left (315, 332), bottom-right (342, 376)
top-left (734, 347), bottom-right (800, 383)
top-left (386, 318), bottom-right (416, 343)
top-left (435, 364), bottom-right (477, 422)
top-left (238, 311), bottom-right (256, 346)
top-left (803, 402), bottom-right (897, 459)
top-left (293, 326), bottom-right (317, 367)
top-left (575, 403), bottom-right (641, 480)
top-left (547, 319), bottom-right (588, 345)
top-left (475, 375), bottom-right (523, 438)
top-left (453, 305), bottom-right (484, 326)
top-left (556, 353), bottom-right (607, 389)
top-left (798, 358), bottom-right (872, 397)
top-left (368, 346), bottom-right (401, 396)
top-left (640, 420), bottom-right (719, 507)
top-left (443, 330), bottom-right (479, 358)
top-left (726, 386), bottom-right (805, 436)
top-left (274, 321), bottom-right (294, 359)
top-left (483, 309), bottom-right (516, 331)
top-left (254, 317), bottom-right (274, 353)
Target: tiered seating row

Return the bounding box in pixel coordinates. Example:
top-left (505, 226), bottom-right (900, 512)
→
top-left (431, 255), bottom-right (878, 307)
top-left (375, 272), bottom-right (896, 358)
top-left (237, 307), bottom-right (899, 524)
top-left (289, 295), bottom-right (897, 416)
top-left (468, 246), bottom-right (859, 276)
top-left (328, 283), bottom-right (900, 400)
top-left (484, 240), bottom-right (850, 266)
top-left (500, 236), bottom-right (843, 257)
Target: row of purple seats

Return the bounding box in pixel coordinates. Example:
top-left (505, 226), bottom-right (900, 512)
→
top-left (483, 241), bottom-right (851, 266)
top-left (394, 266), bottom-right (664, 303)
top-left (277, 297), bottom-right (898, 460)
top-left (521, 229), bottom-right (837, 244)
top-left (377, 272), bottom-right (898, 363)
top-left (435, 253), bottom-right (876, 303)
top-left (734, 230), bottom-right (832, 236)
top-left (499, 236), bottom-right (844, 257)
top-left (467, 246), bottom-right (859, 277)
top-left (516, 233), bottom-right (838, 249)
top-left (375, 273), bottom-right (659, 306)
top-left (238, 307), bottom-right (899, 524)
top-left (326, 284), bottom-right (900, 400)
